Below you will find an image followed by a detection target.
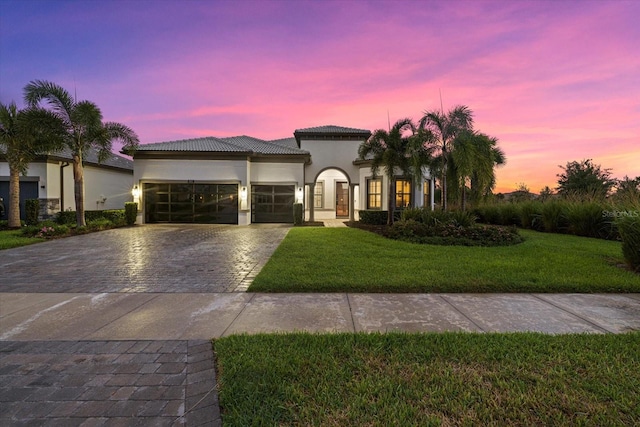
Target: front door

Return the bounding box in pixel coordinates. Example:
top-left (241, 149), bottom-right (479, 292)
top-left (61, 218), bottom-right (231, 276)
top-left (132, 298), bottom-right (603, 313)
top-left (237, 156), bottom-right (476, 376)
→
top-left (335, 181), bottom-right (349, 217)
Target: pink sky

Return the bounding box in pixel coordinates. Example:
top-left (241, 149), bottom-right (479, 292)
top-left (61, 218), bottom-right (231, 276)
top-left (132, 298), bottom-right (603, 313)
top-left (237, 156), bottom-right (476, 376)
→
top-left (1, 0), bottom-right (638, 193)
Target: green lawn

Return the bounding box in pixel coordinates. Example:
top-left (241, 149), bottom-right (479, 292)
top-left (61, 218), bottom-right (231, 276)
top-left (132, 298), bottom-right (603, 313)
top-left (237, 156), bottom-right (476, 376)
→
top-left (249, 227), bottom-right (640, 293)
top-left (215, 332), bottom-right (640, 426)
top-left (0, 229), bottom-right (44, 250)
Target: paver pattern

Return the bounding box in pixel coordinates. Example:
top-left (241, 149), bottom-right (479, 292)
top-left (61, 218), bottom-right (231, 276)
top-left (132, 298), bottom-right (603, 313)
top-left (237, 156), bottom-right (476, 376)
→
top-left (0, 224), bottom-right (289, 293)
top-left (0, 340), bottom-right (219, 426)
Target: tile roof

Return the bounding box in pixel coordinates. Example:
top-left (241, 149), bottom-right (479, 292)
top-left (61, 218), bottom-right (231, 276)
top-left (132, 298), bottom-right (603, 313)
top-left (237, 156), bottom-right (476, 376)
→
top-left (135, 135), bottom-right (309, 156)
top-left (48, 147), bottom-right (133, 170)
top-left (135, 136), bottom-right (249, 153)
top-left (294, 125), bottom-right (371, 135)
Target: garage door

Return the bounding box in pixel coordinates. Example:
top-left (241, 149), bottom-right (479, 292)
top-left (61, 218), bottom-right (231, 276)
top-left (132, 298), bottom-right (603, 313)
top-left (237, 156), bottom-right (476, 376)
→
top-left (0, 180), bottom-right (39, 221)
top-left (144, 183), bottom-right (238, 224)
top-left (251, 185), bottom-right (295, 223)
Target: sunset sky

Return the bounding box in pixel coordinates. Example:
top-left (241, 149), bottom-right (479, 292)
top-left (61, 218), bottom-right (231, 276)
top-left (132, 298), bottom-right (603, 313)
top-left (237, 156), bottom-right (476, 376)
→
top-left (1, 0), bottom-right (638, 193)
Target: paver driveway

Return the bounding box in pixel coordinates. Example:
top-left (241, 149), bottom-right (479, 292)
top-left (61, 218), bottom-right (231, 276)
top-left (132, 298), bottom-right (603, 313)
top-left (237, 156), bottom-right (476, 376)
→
top-left (0, 224), bottom-right (290, 293)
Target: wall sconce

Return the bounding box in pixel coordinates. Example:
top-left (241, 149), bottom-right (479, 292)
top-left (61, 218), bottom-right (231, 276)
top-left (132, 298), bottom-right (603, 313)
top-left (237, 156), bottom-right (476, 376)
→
top-left (132, 185), bottom-right (141, 202)
top-left (240, 186), bottom-right (248, 202)
top-left (296, 186), bottom-right (303, 204)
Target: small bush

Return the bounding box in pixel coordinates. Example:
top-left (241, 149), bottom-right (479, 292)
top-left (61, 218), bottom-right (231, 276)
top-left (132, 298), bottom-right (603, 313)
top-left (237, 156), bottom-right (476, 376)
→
top-left (87, 218), bottom-right (114, 231)
top-left (474, 205), bottom-right (501, 225)
top-left (359, 210), bottom-right (388, 225)
top-left (293, 203), bottom-right (303, 226)
top-left (25, 199), bottom-right (39, 225)
top-left (21, 222), bottom-right (69, 238)
top-left (56, 210), bottom-right (76, 225)
top-left (499, 204), bottom-right (521, 226)
top-left (124, 203), bottom-right (138, 225)
top-left (616, 210), bottom-right (640, 272)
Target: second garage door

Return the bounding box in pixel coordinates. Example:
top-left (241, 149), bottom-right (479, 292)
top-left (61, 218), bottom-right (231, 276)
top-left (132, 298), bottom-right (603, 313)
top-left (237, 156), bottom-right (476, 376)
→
top-left (251, 185), bottom-right (295, 223)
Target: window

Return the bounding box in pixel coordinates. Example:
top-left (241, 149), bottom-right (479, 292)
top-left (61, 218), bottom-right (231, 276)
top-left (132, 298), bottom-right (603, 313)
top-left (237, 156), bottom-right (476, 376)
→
top-left (423, 180), bottom-right (431, 208)
top-left (314, 181), bottom-right (324, 208)
top-left (395, 179), bottom-right (411, 209)
top-left (367, 178), bottom-right (382, 209)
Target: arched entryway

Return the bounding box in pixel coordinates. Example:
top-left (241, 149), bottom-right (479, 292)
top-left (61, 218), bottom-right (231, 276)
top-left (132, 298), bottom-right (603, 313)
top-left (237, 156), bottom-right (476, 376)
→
top-left (306, 168), bottom-right (358, 222)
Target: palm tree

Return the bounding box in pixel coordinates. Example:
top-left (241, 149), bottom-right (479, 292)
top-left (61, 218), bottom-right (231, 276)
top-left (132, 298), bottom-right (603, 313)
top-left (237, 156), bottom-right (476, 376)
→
top-left (0, 102), bottom-right (65, 227)
top-left (358, 118), bottom-right (433, 225)
top-left (24, 80), bottom-right (139, 226)
top-left (450, 131), bottom-right (505, 210)
top-left (419, 105), bottom-right (474, 210)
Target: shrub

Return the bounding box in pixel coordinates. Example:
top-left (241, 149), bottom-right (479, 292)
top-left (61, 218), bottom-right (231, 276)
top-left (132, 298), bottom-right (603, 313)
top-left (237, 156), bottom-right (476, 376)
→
top-left (518, 201), bottom-right (543, 230)
top-left (565, 201), bottom-right (616, 239)
top-left (386, 219), bottom-right (523, 247)
top-left (21, 222), bottom-right (69, 238)
top-left (124, 203), bottom-right (138, 225)
top-left (87, 218), bottom-right (114, 231)
top-left (498, 204), bottom-right (521, 226)
top-left (541, 201), bottom-right (568, 233)
top-left (359, 210), bottom-right (388, 225)
top-left (25, 199), bottom-right (39, 225)
top-left (616, 209), bottom-right (640, 272)
top-left (56, 210), bottom-right (76, 225)
top-left (473, 205), bottom-right (501, 225)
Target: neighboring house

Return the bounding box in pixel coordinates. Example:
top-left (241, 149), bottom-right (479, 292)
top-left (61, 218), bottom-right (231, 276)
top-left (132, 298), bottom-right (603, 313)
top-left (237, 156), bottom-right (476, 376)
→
top-left (132, 125), bottom-right (435, 225)
top-left (0, 148), bottom-right (134, 221)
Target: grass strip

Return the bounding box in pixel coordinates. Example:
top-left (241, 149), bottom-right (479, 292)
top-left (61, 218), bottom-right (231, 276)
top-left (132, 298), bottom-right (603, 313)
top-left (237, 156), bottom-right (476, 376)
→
top-left (215, 332), bottom-right (640, 426)
top-left (0, 229), bottom-right (44, 250)
top-left (250, 228), bottom-right (640, 293)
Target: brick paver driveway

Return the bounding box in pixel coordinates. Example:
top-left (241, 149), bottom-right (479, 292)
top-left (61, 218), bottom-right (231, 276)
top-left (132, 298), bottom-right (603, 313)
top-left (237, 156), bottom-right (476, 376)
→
top-left (0, 224), bottom-right (290, 293)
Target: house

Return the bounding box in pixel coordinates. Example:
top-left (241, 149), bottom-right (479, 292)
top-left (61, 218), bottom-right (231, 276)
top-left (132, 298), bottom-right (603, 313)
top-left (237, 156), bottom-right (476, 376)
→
top-left (0, 148), bottom-right (134, 221)
top-left (132, 125), bottom-right (435, 225)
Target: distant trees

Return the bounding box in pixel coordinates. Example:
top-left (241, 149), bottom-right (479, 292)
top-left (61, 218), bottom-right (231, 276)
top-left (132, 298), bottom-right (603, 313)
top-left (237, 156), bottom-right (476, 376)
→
top-left (556, 159), bottom-right (617, 198)
top-left (0, 101), bottom-right (65, 227)
top-left (24, 80), bottom-right (139, 227)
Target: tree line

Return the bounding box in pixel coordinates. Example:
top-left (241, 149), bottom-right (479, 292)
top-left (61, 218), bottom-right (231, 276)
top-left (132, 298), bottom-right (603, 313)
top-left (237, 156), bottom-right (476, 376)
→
top-left (0, 80), bottom-right (139, 228)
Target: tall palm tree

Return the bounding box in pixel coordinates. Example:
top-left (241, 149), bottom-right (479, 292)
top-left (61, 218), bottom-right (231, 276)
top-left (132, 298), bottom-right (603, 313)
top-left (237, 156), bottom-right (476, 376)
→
top-left (419, 105), bottom-right (473, 210)
top-left (450, 130), bottom-right (505, 210)
top-left (24, 80), bottom-right (139, 226)
top-left (358, 118), bottom-right (433, 225)
top-left (0, 102), bottom-right (65, 227)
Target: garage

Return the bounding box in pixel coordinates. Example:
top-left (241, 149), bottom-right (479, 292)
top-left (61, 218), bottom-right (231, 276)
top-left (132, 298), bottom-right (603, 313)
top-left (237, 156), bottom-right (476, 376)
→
top-left (144, 183), bottom-right (238, 224)
top-left (0, 179), bottom-right (39, 221)
top-left (251, 184), bottom-right (295, 223)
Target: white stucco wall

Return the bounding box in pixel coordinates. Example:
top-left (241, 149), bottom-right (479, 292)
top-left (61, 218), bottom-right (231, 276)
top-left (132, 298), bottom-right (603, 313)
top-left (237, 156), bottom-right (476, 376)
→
top-left (300, 139), bottom-right (363, 184)
top-left (83, 165), bottom-right (134, 210)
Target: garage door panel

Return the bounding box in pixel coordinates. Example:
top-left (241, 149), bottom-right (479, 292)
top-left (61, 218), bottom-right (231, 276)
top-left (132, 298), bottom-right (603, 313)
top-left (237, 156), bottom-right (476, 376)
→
top-left (252, 184), bottom-right (294, 223)
top-left (144, 183), bottom-right (238, 224)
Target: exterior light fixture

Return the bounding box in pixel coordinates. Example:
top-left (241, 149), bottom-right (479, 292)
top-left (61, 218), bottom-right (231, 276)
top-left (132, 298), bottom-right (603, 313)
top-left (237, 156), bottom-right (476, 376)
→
top-left (131, 185), bottom-right (141, 199)
top-left (240, 186), bottom-right (248, 202)
top-left (296, 186), bottom-right (304, 203)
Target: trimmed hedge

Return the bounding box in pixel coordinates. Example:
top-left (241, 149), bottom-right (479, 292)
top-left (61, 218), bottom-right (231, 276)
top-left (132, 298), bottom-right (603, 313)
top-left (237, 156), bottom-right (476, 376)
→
top-left (124, 203), bottom-right (138, 225)
top-left (25, 199), bottom-right (39, 225)
top-left (293, 203), bottom-right (303, 226)
top-left (359, 210), bottom-right (388, 225)
top-left (57, 209), bottom-right (126, 225)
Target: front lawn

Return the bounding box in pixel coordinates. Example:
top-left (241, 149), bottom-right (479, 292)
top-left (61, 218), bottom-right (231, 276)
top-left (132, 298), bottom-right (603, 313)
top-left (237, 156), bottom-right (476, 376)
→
top-left (215, 332), bottom-right (640, 426)
top-left (0, 229), bottom-right (44, 250)
top-left (249, 228), bottom-right (640, 293)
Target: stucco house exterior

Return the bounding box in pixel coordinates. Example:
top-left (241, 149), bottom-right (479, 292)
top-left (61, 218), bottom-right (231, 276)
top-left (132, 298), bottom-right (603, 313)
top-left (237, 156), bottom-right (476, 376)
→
top-left (0, 148), bottom-right (134, 221)
top-left (132, 125), bottom-right (435, 225)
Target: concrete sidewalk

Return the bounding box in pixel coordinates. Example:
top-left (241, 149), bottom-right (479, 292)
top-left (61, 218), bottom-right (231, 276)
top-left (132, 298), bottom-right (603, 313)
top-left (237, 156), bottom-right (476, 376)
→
top-left (1, 292), bottom-right (639, 426)
top-left (3, 292), bottom-right (639, 340)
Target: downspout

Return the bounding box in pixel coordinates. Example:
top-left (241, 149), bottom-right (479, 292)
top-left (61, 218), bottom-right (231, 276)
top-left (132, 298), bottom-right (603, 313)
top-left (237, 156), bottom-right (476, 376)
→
top-left (60, 162), bottom-right (70, 211)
